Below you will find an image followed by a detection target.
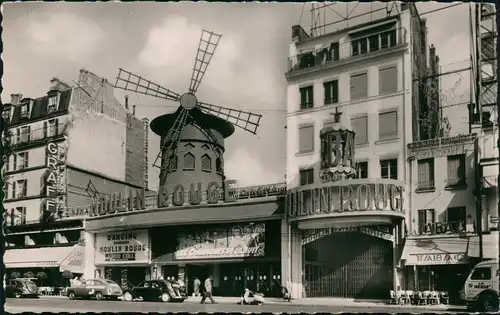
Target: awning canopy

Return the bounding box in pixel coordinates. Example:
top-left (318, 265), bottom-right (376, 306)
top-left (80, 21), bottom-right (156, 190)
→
top-left (401, 237), bottom-right (470, 266)
top-left (5, 246), bottom-right (76, 269)
top-left (85, 198), bottom-right (283, 232)
top-left (59, 244), bottom-right (85, 274)
top-left (467, 233), bottom-right (499, 259)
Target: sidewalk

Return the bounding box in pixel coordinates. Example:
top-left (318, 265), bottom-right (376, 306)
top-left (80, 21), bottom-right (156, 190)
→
top-left (39, 295), bottom-right (465, 310)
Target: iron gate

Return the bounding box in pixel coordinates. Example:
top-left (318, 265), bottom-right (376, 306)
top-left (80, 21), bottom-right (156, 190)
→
top-left (303, 231), bottom-right (393, 299)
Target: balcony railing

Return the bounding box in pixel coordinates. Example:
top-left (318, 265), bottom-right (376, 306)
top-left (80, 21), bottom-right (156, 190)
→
top-left (288, 27), bottom-right (407, 73)
top-left (12, 124), bottom-right (67, 146)
top-left (416, 180), bottom-right (435, 190)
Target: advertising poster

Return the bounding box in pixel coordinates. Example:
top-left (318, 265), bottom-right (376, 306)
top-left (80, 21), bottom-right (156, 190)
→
top-left (95, 230), bottom-right (149, 265)
top-left (175, 223), bottom-right (266, 260)
top-left (59, 244), bottom-right (85, 274)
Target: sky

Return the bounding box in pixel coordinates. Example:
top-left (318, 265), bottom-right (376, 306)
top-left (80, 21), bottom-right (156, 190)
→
top-left (2, 2), bottom-right (474, 191)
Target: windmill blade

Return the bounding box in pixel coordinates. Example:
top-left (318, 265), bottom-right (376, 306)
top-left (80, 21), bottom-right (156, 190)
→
top-left (188, 30), bottom-right (222, 94)
top-left (198, 101), bottom-right (262, 135)
top-left (114, 68), bottom-right (180, 102)
top-left (153, 109), bottom-right (190, 172)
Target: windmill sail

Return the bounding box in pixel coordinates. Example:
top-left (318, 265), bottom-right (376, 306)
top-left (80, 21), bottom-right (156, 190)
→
top-left (153, 109), bottom-right (190, 171)
top-left (198, 101), bottom-right (262, 134)
top-left (189, 30), bottom-right (222, 94)
top-left (114, 68), bottom-right (180, 101)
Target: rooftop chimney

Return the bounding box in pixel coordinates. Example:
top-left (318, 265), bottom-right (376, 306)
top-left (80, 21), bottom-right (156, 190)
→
top-left (132, 105), bottom-right (136, 116)
top-left (10, 93), bottom-right (23, 105)
top-left (125, 95), bottom-right (129, 110)
top-left (50, 77), bottom-right (71, 92)
top-left (292, 25), bottom-right (309, 43)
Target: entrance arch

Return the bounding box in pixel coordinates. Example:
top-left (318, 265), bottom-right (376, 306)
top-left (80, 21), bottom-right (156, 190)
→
top-left (303, 231), bottom-right (393, 299)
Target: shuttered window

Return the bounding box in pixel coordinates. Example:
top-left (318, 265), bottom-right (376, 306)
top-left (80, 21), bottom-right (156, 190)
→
top-left (298, 125), bottom-right (314, 153)
top-left (350, 73), bottom-right (368, 100)
top-left (418, 209), bottom-right (435, 234)
top-left (351, 116), bottom-right (368, 145)
top-left (379, 66), bottom-right (397, 94)
top-left (417, 158), bottom-right (435, 189)
top-left (378, 111), bottom-right (398, 140)
top-left (299, 169), bottom-right (314, 185)
top-left (447, 154), bottom-right (466, 186)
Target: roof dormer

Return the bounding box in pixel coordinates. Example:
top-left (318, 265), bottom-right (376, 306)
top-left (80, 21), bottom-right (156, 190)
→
top-left (19, 99), bottom-right (32, 120)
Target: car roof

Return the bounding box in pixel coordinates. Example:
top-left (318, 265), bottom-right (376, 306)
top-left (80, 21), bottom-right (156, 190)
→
top-left (475, 259), bottom-right (499, 268)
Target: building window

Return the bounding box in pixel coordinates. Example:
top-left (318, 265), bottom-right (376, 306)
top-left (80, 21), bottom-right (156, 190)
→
top-left (2, 107), bottom-right (11, 121)
top-left (323, 80), bottom-right (338, 105)
top-left (183, 153), bottom-right (195, 170)
top-left (19, 126), bottom-right (31, 143)
top-left (44, 119), bottom-right (59, 137)
top-left (351, 116), bottom-right (368, 145)
top-left (16, 179), bottom-right (27, 198)
top-left (417, 158), bottom-right (435, 190)
top-left (380, 159), bottom-right (397, 180)
top-left (351, 28), bottom-right (397, 56)
top-left (447, 154), bottom-right (466, 187)
top-left (298, 125), bottom-right (314, 153)
top-left (350, 73), bottom-right (368, 100)
top-left (20, 103), bottom-right (29, 118)
top-left (13, 207), bottom-right (26, 226)
top-left (356, 161), bottom-right (368, 179)
top-left (47, 96), bottom-right (57, 113)
top-left (299, 86), bottom-right (314, 110)
top-left (470, 267), bottom-right (492, 280)
top-left (418, 209), bottom-right (435, 234)
top-left (201, 154), bottom-right (212, 172)
top-left (379, 66), bottom-right (397, 94)
top-left (4, 155), bottom-right (10, 172)
top-left (16, 152), bottom-right (29, 170)
top-left (378, 111), bottom-right (398, 140)
top-left (299, 169), bottom-right (314, 185)
top-left (446, 206), bottom-right (466, 225)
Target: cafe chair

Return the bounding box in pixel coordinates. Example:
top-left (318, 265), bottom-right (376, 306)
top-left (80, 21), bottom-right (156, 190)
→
top-left (440, 291), bottom-right (449, 305)
top-left (429, 291), bottom-right (440, 305)
top-left (418, 291), bottom-right (428, 305)
top-left (405, 290), bottom-right (415, 305)
top-left (389, 290), bottom-right (400, 305)
top-left (399, 290), bottom-right (411, 305)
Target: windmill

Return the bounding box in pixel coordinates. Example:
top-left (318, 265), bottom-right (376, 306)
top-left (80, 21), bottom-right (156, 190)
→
top-left (113, 29), bottom-right (262, 186)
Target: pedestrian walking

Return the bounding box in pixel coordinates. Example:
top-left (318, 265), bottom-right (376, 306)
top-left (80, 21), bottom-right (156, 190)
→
top-left (200, 275), bottom-right (216, 304)
top-left (193, 277), bottom-right (201, 297)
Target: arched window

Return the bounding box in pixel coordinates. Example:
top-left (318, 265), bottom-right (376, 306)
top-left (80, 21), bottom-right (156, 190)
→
top-left (201, 154), bottom-right (212, 172)
top-left (183, 153), bottom-right (195, 170)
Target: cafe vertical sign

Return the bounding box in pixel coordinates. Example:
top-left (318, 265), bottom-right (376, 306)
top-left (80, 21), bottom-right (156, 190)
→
top-left (45, 142), bottom-right (64, 215)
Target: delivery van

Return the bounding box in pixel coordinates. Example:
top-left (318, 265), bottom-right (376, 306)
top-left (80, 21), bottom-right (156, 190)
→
top-left (461, 260), bottom-right (499, 312)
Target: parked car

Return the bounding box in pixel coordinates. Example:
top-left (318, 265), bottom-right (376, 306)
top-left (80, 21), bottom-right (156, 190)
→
top-left (6, 278), bottom-right (40, 298)
top-left (67, 279), bottom-right (123, 300)
top-left (122, 280), bottom-right (186, 303)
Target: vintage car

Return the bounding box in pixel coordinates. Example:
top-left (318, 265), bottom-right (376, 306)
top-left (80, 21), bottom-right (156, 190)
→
top-left (67, 279), bottom-right (123, 300)
top-left (6, 278), bottom-right (40, 298)
top-left (122, 280), bottom-right (186, 303)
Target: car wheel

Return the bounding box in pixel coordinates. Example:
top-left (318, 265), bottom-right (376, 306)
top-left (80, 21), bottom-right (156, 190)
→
top-left (161, 293), bottom-right (171, 303)
top-left (95, 291), bottom-right (104, 300)
top-left (68, 292), bottom-right (76, 300)
top-left (123, 292), bottom-right (133, 302)
top-left (480, 292), bottom-right (499, 312)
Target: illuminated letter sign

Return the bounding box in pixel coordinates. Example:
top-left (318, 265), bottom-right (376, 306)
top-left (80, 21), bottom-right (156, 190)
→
top-left (45, 142), bottom-right (62, 214)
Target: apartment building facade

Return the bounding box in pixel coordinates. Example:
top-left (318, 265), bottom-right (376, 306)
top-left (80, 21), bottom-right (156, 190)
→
top-left (283, 4), bottom-right (424, 299)
top-left (2, 69), bottom-right (147, 288)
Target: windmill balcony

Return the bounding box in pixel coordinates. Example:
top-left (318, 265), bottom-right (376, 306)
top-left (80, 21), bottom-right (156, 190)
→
top-left (287, 27), bottom-right (407, 75)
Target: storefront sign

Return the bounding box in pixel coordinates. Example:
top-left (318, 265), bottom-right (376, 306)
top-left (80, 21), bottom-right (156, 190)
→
top-left (59, 245), bottom-right (85, 274)
top-left (36, 261), bottom-right (60, 267)
top-left (409, 253), bottom-right (466, 265)
top-left (302, 226), bottom-right (394, 245)
top-left (95, 230), bottom-right (150, 265)
top-left (45, 142), bottom-right (63, 213)
top-left (175, 223), bottom-right (266, 260)
top-left (233, 182), bottom-right (286, 199)
top-left (418, 221), bottom-right (471, 235)
top-left (286, 180), bottom-right (404, 219)
top-left (320, 127), bottom-right (355, 170)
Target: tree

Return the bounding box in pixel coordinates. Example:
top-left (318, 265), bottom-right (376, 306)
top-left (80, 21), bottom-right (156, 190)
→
top-left (23, 271), bottom-right (35, 279)
top-left (61, 270), bottom-right (74, 288)
top-left (36, 271), bottom-right (48, 286)
top-left (10, 271), bottom-right (20, 279)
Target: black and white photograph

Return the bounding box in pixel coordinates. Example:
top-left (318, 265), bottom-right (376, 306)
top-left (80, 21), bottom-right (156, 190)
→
top-left (1, 2), bottom-right (499, 313)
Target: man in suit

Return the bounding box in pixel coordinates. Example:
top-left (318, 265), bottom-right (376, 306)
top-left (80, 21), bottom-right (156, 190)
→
top-left (200, 275), bottom-right (216, 304)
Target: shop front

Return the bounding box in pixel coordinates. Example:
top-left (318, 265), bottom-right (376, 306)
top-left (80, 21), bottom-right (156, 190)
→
top-left (150, 220), bottom-right (282, 297)
top-left (401, 236), bottom-right (478, 304)
top-left (94, 229), bottom-right (151, 289)
top-left (284, 178), bottom-right (407, 299)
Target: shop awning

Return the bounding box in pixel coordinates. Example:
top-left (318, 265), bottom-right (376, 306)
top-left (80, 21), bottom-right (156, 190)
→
top-left (401, 237), bottom-right (470, 266)
top-left (467, 233), bottom-right (499, 259)
top-left (59, 244), bottom-right (85, 274)
top-left (5, 246), bottom-right (76, 269)
top-left (85, 199), bottom-right (283, 232)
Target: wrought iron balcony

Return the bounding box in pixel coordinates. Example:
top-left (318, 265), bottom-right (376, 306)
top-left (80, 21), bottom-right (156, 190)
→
top-left (416, 180), bottom-right (435, 191)
top-left (11, 123), bottom-right (68, 148)
top-left (287, 27), bottom-right (407, 74)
